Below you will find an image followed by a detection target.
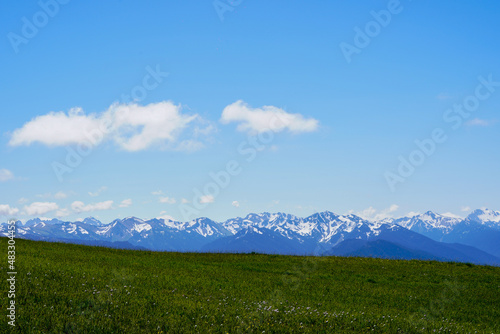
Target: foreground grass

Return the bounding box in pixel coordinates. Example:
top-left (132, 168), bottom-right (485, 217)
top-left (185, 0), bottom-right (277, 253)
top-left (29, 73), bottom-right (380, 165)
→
top-left (1, 238), bottom-right (499, 333)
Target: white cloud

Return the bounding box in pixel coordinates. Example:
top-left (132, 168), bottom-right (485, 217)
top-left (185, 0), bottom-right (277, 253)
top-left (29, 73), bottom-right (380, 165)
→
top-left (232, 200), bottom-right (240, 207)
top-left (109, 102), bottom-right (198, 151)
top-left (465, 118), bottom-right (496, 127)
top-left (119, 199), bottom-right (133, 208)
top-left (173, 139), bottom-right (204, 152)
top-left (9, 101), bottom-right (201, 152)
top-left (54, 191), bottom-right (68, 200)
top-left (9, 107), bottom-right (104, 147)
top-left (71, 200), bottom-right (114, 213)
top-left (23, 202), bottom-right (59, 216)
top-left (158, 211), bottom-right (177, 221)
top-left (270, 200), bottom-right (280, 207)
top-left (152, 190), bottom-right (164, 196)
top-left (181, 198), bottom-right (189, 204)
top-left (18, 197), bottom-right (29, 204)
top-left (357, 204), bottom-right (399, 221)
top-left (0, 169), bottom-right (14, 182)
top-left (461, 206), bottom-right (471, 212)
top-left (56, 208), bottom-right (71, 218)
top-left (159, 197), bottom-right (176, 204)
top-left (220, 100), bottom-right (319, 134)
top-left (441, 212), bottom-right (463, 219)
top-left (0, 204), bottom-right (19, 216)
top-left (37, 191), bottom-right (71, 200)
top-left (89, 186), bottom-right (107, 197)
top-left (406, 211), bottom-right (421, 217)
top-left (199, 195), bottom-right (214, 204)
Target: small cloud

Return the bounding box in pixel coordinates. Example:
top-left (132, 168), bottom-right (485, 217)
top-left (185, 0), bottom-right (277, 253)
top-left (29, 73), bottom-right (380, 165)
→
top-left (194, 124), bottom-right (217, 137)
top-left (181, 198), bottom-right (189, 204)
top-left (441, 212), bottom-right (463, 219)
top-left (71, 200), bottom-right (113, 213)
top-left (119, 199), bottom-right (133, 208)
top-left (357, 204), bottom-right (399, 221)
top-left (461, 206), bottom-right (471, 212)
top-left (158, 211), bottom-right (177, 221)
top-left (0, 169), bottom-right (14, 182)
top-left (232, 200), bottom-right (240, 207)
top-left (54, 191), bottom-right (68, 200)
top-left (18, 197), bottom-right (29, 204)
top-left (23, 202), bottom-right (59, 216)
top-left (174, 140), bottom-right (204, 152)
top-left (406, 211), bottom-right (421, 217)
top-left (200, 195), bottom-right (214, 204)
top-left (152, 190), bottom-right (163, 196)
top-left (56, 208), bottom-right (71, 218)
top-left (0, 204), bottom-right (19, 216)
top-left (159, 197), bottom-right (176, 204)
top-left (465, 118), bottom-right (496, 127)
top-left (37, 191), bottom-right (71, 200)
top-left (89, 186), bottom-right (107, 197)
top-left (220, 100), bottom-right (319, 134)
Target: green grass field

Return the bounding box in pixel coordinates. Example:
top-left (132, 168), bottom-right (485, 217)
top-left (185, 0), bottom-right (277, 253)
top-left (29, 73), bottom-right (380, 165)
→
top-left (1, 238), bottom-right (499, 333)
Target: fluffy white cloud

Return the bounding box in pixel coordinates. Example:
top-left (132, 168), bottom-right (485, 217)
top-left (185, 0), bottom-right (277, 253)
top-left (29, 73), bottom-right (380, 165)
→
top-left (71, 200), bottom-right (114, 213)
top-left (9, 102), bottom-right (200, 152)
top-left (181, 198), bottom-right (189, 204)
top-left (0, 204), bottom-right (19, 216)
top-left (232, 201), bottom-right (240, 207)
top-left (199, 195), bottom-right (214, 204)
top-left (0, 169), bottom-right (14, 182)
top-left (10, 107), bottom-right (103, 147)
top-left (89, 186), bottom-right (107, 197)
top-left (356, 204), bottom-right (399, 221)
top-left (24, 202), bottom-right (59, 216)
top-left (159, 197), bottom-right (176, 204)
top-left (119, 199), bottom-right (133, 208)
top-left (461, 206), bottom-right (471, 212)
top-left (152, 190), bottom-right (164, 196)
top-left (220, 100), bottom-right (319, 134)
top-left (109, 102), bottom-right (198, 151)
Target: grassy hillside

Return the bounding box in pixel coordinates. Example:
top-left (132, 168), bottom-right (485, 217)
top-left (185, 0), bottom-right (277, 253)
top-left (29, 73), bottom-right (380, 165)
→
top-left (1, 238), bottom-right (499, 333)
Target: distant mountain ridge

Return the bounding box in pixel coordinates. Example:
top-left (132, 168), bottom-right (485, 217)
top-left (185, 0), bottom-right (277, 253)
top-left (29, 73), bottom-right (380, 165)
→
top-left (1, 209), bottom-right (499, 265)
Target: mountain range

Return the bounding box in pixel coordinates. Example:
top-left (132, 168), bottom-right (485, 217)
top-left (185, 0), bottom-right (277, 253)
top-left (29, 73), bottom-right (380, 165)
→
top-left (2, 208), bottom-right (500, 266)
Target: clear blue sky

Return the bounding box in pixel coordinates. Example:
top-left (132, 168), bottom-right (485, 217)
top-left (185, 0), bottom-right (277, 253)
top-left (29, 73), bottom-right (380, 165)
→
top-left (1, 0), bottom-right (499, 223)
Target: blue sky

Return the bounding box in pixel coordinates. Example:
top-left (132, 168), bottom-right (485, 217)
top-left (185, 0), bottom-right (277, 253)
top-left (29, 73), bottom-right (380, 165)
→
top-left (1, 0), bottom-right (499, 223)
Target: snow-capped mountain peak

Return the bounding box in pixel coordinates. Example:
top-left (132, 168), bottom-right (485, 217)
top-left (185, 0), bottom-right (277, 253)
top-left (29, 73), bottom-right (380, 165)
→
top-left (466, 208), bottom-right (500, 227)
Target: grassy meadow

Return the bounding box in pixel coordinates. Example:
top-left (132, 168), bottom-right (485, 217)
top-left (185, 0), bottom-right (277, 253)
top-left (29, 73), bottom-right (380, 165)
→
top-left (1, 237), bottom-right (499, 333)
